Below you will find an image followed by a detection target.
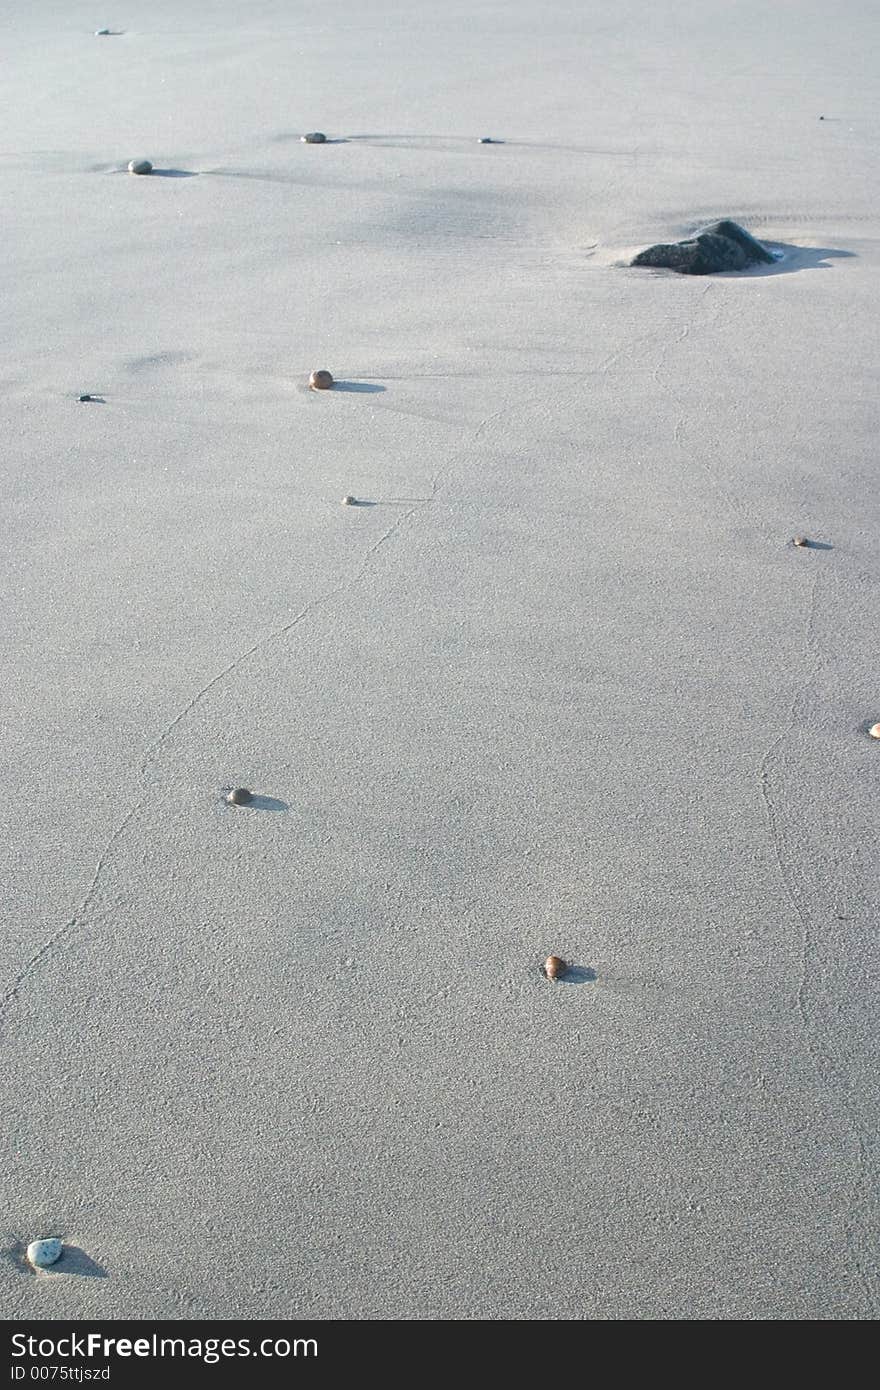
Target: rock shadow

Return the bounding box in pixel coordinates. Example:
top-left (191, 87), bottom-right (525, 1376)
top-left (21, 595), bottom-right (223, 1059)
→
top-left (53, 1247), bottom-right (108, 1278)
top-left (539, 962), bottom-right (597, 984)
top-left (331, 381), bottom-right (386, 394)
top-left (272, 133), bottom-right (349, 144)
top-left (2, 1242), bottom-right (107, 1278)
top-left (557, 964), bottom-right (597, 985)
top-left (220, 792), bottom-right (288, 812)
top-left (736, 243), bottom-right (855, 276)
top-left (248, 795), bottom-right (288, 812)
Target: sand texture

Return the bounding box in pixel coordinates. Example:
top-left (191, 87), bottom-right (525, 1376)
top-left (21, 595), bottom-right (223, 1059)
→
top-left (2, 0), bottom-right (879, 1319)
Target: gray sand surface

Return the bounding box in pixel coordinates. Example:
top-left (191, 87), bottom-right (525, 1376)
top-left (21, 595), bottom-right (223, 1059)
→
top-left (2, 0), bottom-right (878, 1319)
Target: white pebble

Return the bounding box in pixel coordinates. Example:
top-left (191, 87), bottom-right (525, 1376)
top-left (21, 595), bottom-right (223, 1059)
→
top-left (27, 1238), bottom-right (63, 1268)
top-left (869, 722), bottom-right (880, 740)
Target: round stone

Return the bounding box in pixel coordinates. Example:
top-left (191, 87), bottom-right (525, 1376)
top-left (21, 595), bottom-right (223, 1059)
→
top-left (226, 787), bottom-right (253, 806)
top-left (309, 369), bottom-right (334, 390)
top-left (128, 159), bottom-right (153, 175)
top-left (793, 536), bottom-right (810, 547)
top-left (79, 394), bottom-right (94, 402)
top-left (868, 723), bottom-right (880, 740)
top-left (341, 494), bottom-right (356, 506)
top-left (27, 1239), bottom-right (62, 1269)
top-left (301, 132), bottom-right (327, 144)
top-left (543, 955), bottom-right (566, 981)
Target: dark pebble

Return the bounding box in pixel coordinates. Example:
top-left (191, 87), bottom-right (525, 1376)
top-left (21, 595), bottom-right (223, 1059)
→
top-left (226, 788), bottom-right (253, 806)
top-left (128, 159), bottom-right (153, 175)
top-left (478, 137), bottom-right (494, 144)
top-left (79, 394), bottom-right (94, 402)
top-left (95, 28), bottom-right (111, 36)
top-left (302, 132), bottom-right (327, 144)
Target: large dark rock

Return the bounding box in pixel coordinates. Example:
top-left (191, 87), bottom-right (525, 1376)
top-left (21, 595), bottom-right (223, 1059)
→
top-left (631, 220), bottom-right (774, 275)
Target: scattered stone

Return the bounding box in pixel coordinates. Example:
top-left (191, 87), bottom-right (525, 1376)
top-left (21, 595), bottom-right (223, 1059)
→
top-left (79, 394), bottom-right (95, 402)
top-left (128, 159), bottom-right (153, 175)
top-left (543, 955), bottom-right (567, 981)
top-left (478, 137), bottom-right (494, 144)
top-left (309, 369), bottom-right (334, 390)
top-left (27, 1239), bottom-right (62, 1269)
top-left (869, 723), bottom-right (880, 740)
top-left (95, 28), bottom-right (111, 36)
top-left (341, 494), bottom-right (356, 506)
top-left (226, 788), bottom-right (253, 806)
top-left (793, 535), bottom-right (810, 548)
top-left (819, 115), bottom-right (825, 120)
top-left (301, 132), bottom-right (327, 144)
top-left (631, 220), bottom-right (775, 276)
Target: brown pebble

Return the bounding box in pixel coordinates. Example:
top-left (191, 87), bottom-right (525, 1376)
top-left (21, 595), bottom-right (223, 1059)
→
top-left (543, 955), bottom-right (566, 981)
top-left (309, 369), bottom-right (334, 390)
top-left (793, 536), bottom-right (810, 548)
top-left (226, 787), bottom-right (253, 806)
top-left (869, 723), bottom-right (880, 740)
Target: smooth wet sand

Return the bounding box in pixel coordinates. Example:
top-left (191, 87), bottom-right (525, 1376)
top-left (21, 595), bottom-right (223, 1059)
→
top-left (2, 0), bottom-right (878, 1319)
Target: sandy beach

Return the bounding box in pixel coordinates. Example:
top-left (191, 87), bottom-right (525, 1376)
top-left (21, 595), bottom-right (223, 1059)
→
top-left (2, 0), bottom-right (878, 1319)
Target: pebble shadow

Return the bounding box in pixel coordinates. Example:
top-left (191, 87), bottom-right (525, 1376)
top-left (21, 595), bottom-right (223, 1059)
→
top-left (557, 965), bottom-right (597, 985)
top-left (1, 1243), bottom-right (107, 1278)
top-left (331, 381), bottom-right (386, 394)
top-left (247, 795), bottom-right (288, 812)
top-left (272, 133), bottom-right (350, 144)
top-left (52, 1247), bottom-right (109, 1279)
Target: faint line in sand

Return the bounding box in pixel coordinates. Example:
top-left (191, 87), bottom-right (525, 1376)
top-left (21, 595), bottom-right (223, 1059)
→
top-left (757, 568), bottom-right (878, 1314)
top-left (0, 799), bottom-right (145, 1022)
top-left (139, 483), bottom-right (439, 782)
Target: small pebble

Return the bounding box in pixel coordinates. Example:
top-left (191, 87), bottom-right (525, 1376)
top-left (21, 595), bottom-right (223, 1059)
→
top-left (95, 28), bottom-right (110, 36)
top-left (793, 536), bottom-right (810, 548)
top-left (27, 1239), bottom-right (63, 1269)
top-left (478, 137), bottom-right (494, 144)
top-left (341, 494), bottom-right (356, 506)
top-left (869, 723), bottom-right (880, 740)
top-left (226, 788), bottom-right (253, 806)
top-left (79, 394), bottom-right (95, 402)
top-left (128, 159), bottom-right (153, 175)
top-left (309, 369), bottom-right (334, 390)
top-left (543, 955), bottom-right (566, 981)
top-left (301, 132), bottom-right (327, 144)
top-left (819, 115), bottom-right (825, 120)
